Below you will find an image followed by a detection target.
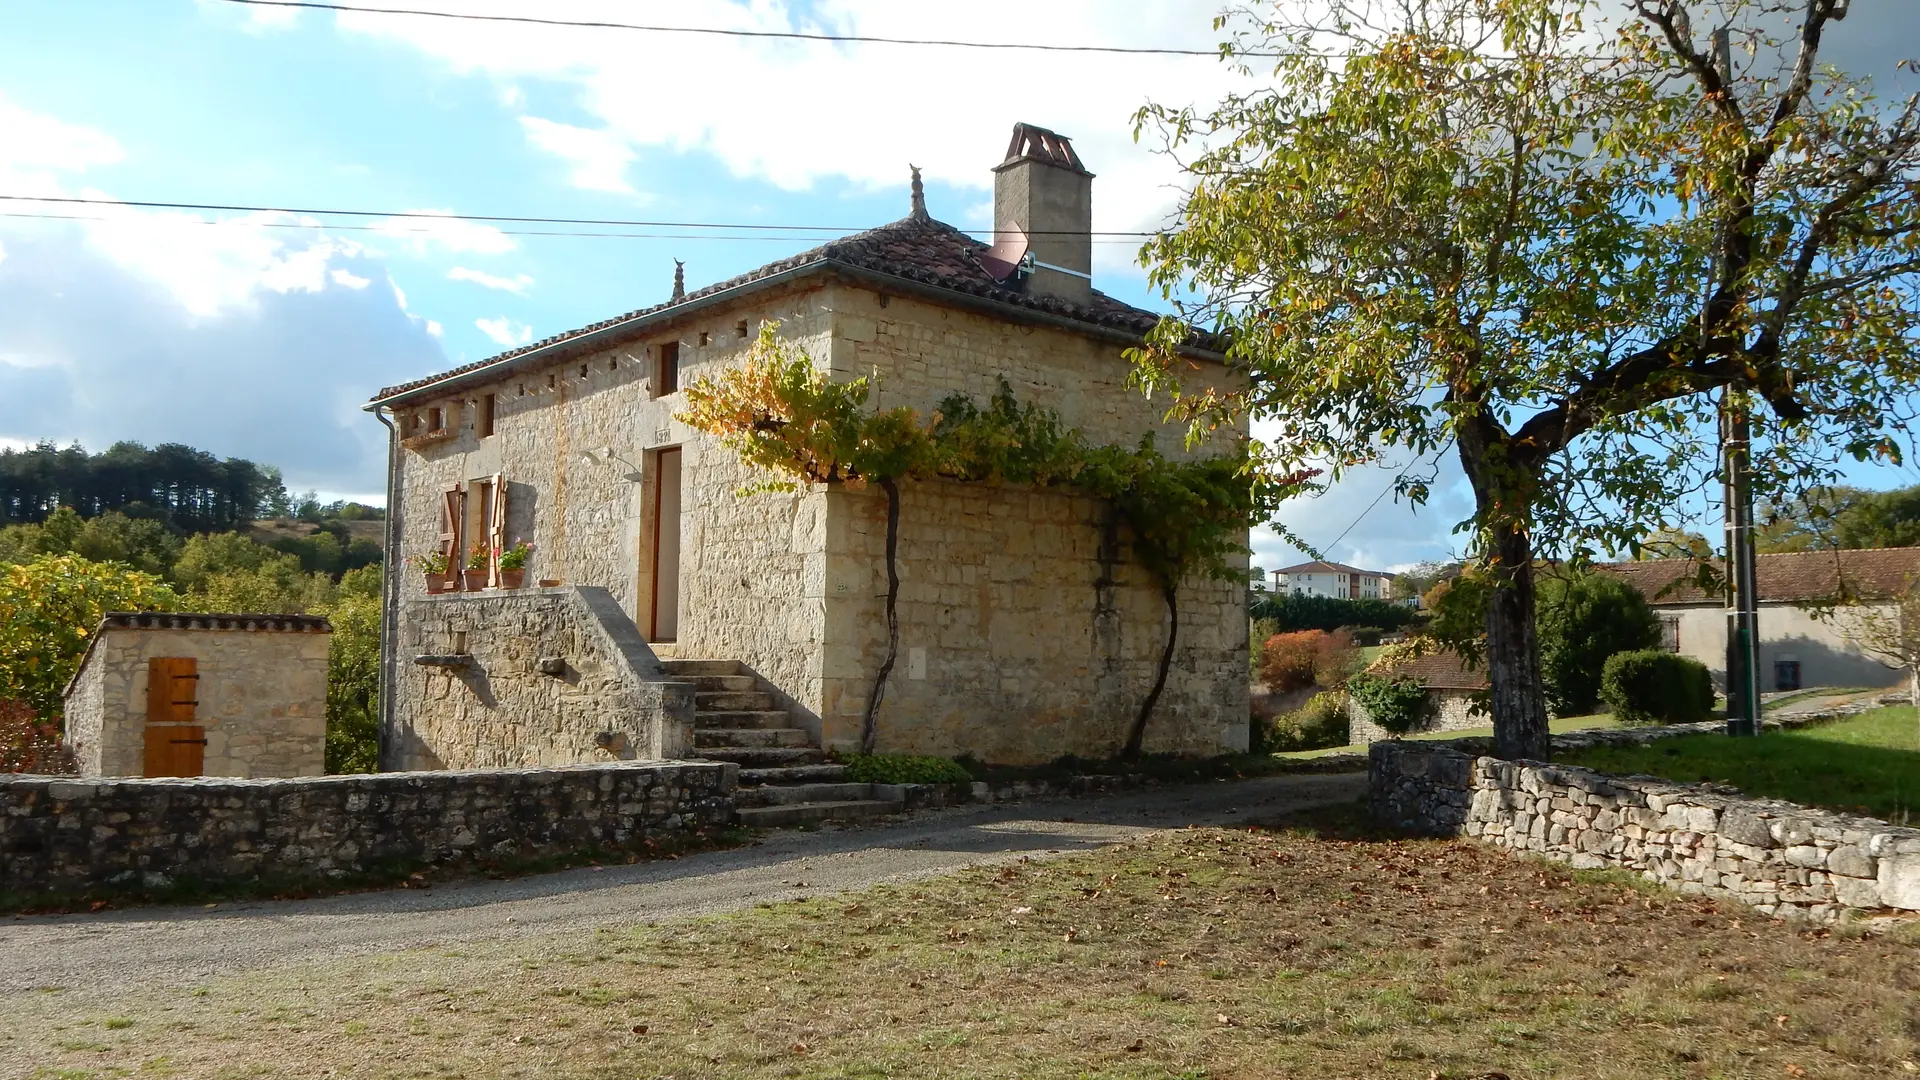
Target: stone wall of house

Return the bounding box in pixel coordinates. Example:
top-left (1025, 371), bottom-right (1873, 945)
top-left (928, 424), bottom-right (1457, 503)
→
top-left (1348, 687), bottom-right (1485, 746)
top-left (1371, 740), bottom-right (1920, 922)
top-left (390, 587), bottom-right (696, 770)
top-left (62, 623), bottom-right (330, 778)
top-left (0, 760), bottom-right (734, 897)
top-left (822, 478), bottom-right (1247, 762)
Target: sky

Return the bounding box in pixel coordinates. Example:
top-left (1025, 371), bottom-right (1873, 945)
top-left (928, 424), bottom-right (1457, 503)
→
top-left (0, 0), bottom-right (1915, 578)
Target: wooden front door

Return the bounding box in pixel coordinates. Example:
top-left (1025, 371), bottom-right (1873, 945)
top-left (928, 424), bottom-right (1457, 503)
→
top-left (650, 447), bottom-right (683, 642)
top-left (144, 656), bottom-right (205, 777)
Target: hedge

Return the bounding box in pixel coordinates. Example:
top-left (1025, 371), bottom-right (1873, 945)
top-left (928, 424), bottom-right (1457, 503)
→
top-left (1599, 649), bottom-right (1715, 726)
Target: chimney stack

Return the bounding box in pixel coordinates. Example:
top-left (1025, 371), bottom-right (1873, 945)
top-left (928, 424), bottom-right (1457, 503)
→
top-left (992, 123), bottom-right (1093, 303)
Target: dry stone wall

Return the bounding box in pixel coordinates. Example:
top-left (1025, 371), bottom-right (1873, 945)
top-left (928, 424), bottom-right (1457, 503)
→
top-left (1371, 740), bottom-right (1920, 922)
top-left (0, 761), bottom-right (733, 898)
top-left (391, 587), bottom-right (695, 770)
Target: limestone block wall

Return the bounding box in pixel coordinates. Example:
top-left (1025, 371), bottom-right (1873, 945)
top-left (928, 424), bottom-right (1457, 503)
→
top-left (0, 760), bottom-right (734, 897)
top-left (822, 479), bottom-right (1248, 763)
top-left (1348, 689), bottom-right (1486, 745)
top-left (61, 617), bottom-right (330, 779)
top-left (391, 587), bottom-right (695, 770)
top-left (1371, 741), bottom-right (1920, 922)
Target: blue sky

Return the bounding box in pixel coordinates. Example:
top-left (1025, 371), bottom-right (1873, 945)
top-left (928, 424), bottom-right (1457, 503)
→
top-left (0, 0), bottom-right (1914, 577)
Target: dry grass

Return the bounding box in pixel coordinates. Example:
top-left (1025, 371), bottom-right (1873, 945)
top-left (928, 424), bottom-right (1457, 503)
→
top-left (6, 808), bottom-right (1918, 1079)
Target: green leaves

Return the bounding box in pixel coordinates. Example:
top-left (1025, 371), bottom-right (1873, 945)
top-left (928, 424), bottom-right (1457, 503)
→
top-left (0, 554), bottom-right (181, 722)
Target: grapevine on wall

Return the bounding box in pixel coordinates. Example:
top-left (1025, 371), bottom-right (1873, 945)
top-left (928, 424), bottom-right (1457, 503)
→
top-left (678, 324), bottom-right (1309, 759)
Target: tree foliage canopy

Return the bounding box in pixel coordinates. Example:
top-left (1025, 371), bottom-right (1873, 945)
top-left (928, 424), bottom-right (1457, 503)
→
top-left (0, 555), bottom-right (182, 721)
top-left (1135, 0), bottom-right (1920, 758)
top-left (0, 441), bottom-right (290, 534)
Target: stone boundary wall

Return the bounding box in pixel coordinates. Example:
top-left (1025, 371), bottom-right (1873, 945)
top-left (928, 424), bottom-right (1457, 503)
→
top-left (1370, 740), bottom-right (1919, 922)
top-left (0, 761), bottom-right (734, 897)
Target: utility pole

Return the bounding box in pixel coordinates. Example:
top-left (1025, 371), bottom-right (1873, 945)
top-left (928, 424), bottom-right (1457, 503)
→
top-left (1712, 26), bottom-right (1762, 737)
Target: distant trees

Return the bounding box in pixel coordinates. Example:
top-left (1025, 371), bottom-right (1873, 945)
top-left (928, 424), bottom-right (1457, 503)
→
top-left (1250, 593), bottom-right (1416, 634)
top-left (1759, 484), bottom-right (1920, 553)
top-left (0, 441), bottom-right (289, 534)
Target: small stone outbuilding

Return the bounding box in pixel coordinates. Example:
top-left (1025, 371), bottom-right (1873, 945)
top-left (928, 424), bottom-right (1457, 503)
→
top-left (1348, 649), bottom-right (1489, 745)
top-left (62, 612), bottom-right (332, 778)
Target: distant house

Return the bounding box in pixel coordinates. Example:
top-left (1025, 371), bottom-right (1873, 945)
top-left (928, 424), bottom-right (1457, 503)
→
top-left (1276, 561), bottom-right (1393, 601)
top-left (1347, 648), bottom-right (1488, 744)
top-left (1598, 549), bottom-right (1920, 692)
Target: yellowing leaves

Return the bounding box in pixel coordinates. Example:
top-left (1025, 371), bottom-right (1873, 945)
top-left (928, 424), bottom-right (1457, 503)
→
top-left (0, 554), bottom-right (181, 723)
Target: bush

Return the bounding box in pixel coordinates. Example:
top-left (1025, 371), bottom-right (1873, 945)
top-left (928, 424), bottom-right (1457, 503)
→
top-left (1537, 571), bottom-right (1660, 716)
top-left (1255, 691), bottom-right (1351, 753)
top-left (1600, 650), bottom-right (1715, 726)
top-left (1347, 671), bottom-right (1432, 735)
top-left (1248, 593), bottom-right (1416, 633)
top-left (841, 753), bottom-right (973, 785)
top-left (1248, 616), bottom-right (1279, 677)
top-left (1259, 630), bottom-right (1322, 691)
top-left (1, 698), bottom-right (73, 774)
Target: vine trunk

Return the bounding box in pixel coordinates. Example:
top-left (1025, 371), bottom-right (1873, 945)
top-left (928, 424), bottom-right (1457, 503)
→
top-left (860, 476), bottom-right (902, 755)
top-left (1122, 581), bottom-right (1178, 761)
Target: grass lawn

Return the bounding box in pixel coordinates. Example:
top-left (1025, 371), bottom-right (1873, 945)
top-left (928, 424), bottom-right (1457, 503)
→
top-left (1277, 713), bottom-right (1624, 760)
top-left (1559, 706), bottom-right (1920, 824)
top-left (7, 806), bottom-right (1916, 1079)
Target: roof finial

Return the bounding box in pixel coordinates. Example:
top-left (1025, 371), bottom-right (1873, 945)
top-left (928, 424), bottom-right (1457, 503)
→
top-left (908, 164), bottom-right (927, 222)
top-left (671, 259), bottom-right (685, 302)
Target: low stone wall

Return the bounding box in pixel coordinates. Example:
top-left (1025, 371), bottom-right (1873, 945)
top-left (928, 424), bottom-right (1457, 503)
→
top-left (1370, 741), bottom-right (1919, 922)
top-left (1348, 687), bottom-right (1485, 745)
top-left (0, 761), bottom-right (734, 898)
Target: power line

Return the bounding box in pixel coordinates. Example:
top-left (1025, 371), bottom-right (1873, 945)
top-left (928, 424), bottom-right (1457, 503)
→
top-left (0, 194), bottom-right (1168, 238)
top-left (218, 0), bottom-right (1255, 57)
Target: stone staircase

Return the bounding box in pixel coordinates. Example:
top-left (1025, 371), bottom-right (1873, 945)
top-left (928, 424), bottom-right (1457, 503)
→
top-left (660, 659), bottom-right (904, 828)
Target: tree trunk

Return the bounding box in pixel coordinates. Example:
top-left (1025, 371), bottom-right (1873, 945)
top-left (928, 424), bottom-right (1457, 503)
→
top-left (1122, 581), bottom-right (1179, 761)
top-left (860, 476), bottom-right (902, 755)
top-left (1483, 516), bottom-right (1552, 760)
top-left (1456, 425), bottom-right (1552, 762)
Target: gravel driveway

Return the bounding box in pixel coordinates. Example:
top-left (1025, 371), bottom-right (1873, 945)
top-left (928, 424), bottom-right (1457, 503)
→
top-left (0, 771), bottom-right (1364, 996)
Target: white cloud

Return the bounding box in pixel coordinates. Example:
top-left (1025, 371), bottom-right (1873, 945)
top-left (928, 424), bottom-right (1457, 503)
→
top-left (426, 319), bottom-right (445, 338)
top-left (448, 266), bottom-right (535, 294)
top-left (518, 116), bottom-right (640, 195)
top-left (331, 267), bottom-right (372, 289)
top-left (373, 210), bottom-right (517, 256)
top-left (475, 316), bottom-right (533, 346)
top-left (334, 1), bottom-right (1247, 275)
top-left (0, 92), bottom-right (125, 188)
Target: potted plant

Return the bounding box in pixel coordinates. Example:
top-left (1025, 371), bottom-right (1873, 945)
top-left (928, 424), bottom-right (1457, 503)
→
top-left (497, 541), bottom-right (533, 588)
top-left (463, 542), bottom-right (491, 591)
top-left (413, 551), bottom-right (453, 594)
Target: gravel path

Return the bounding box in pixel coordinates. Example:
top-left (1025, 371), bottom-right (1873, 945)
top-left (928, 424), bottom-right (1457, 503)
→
top-left (0, 771), bottom-right (1364, 995)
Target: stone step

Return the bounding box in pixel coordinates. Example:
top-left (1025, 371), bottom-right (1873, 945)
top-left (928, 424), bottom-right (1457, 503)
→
top-left (736, 799), bottom-right (904, 829)
top-left (696, 690), bottom-right (777, 713)
top-left (740, 763), bottom-right (850, 786)
top-left (685, 674), bottom-right (757, 693)
top-left (660, 659), bottom-right (748, 678)
top-left (735, 781), bottom-right (878, 808)
top-left (696, 710), bottom-right (794, 730)
top-left (698, 746), bottom-right (826, 768)
top-left (695, 727), bottom-right (812, 749)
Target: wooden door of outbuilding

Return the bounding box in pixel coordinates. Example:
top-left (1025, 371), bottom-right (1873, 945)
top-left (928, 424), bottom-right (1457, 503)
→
top-left (144, 656), bottom-right (205, 777)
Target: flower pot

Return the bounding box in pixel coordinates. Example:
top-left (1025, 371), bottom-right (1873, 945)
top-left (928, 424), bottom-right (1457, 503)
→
top-left (424, 573), bottom-right (452, 595)
top-left (498, 568), bottom-right (526, 589)
top-left (463, 569), bottom-right (490, 591)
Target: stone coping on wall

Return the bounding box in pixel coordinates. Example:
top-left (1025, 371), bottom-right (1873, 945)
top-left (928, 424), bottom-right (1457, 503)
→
top-left (0, 760), bottom-right (735, 898)
top-left (1370, 739), bottom-right (1920, 923)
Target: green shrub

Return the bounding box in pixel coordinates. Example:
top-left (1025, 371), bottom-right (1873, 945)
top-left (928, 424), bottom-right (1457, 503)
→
top-left (1537, 571), bottom-right (1660, 716)
top-left (841, 753), bottom-right (973, 785)
top-left (1256, 691), bottom-right (1351, 752)
top-left (1248, 616), bottom-right (1279, 676)
top-left (1248, 593), bottom-right (1416, 633)
top-left (1347, 671), bottom-right (1432, 735)
top-left (1599, 650), bottom-right (1714, 726)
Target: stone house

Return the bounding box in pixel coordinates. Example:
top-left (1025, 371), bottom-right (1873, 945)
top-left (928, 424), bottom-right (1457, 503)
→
top-left (1599, 549), bottom-right (1918, 692)
top-left (365, 123), bottom-right (1249, 779)
top-left (62, 612), bottom-right (332, 778)
top-left (1347, 648), bottom-right (1489, 745)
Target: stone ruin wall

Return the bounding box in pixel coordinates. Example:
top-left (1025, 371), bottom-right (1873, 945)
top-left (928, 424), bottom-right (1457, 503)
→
top-left (1371, 740), bottom-right (1920, 923)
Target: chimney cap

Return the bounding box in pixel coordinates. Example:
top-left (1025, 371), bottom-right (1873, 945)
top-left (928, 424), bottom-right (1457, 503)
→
top-left (994, 122), bottom-right (1093, 177)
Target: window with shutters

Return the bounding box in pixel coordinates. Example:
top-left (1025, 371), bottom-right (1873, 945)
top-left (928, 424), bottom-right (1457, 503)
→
top-left (653, 341), bottom-right (680, 398)
top-left (1659, 615), bottom-right (1681, 652)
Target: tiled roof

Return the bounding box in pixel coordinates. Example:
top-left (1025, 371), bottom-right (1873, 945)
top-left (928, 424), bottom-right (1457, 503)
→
top-left (1277, 560), bottom-right (1391, 577)
top-left (372, 214), bottom-right (1177, 404)
top-left (1369, 647), bottom-right (1488, 690)
top-left (1597, 548), bottom-right (1920, 605)
top-left (99, 612), bottom-right (333, 633)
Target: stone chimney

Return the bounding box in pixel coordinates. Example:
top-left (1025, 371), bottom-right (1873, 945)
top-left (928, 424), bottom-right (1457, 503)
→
top-left (992, 123), bottom-right (1093, 303)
